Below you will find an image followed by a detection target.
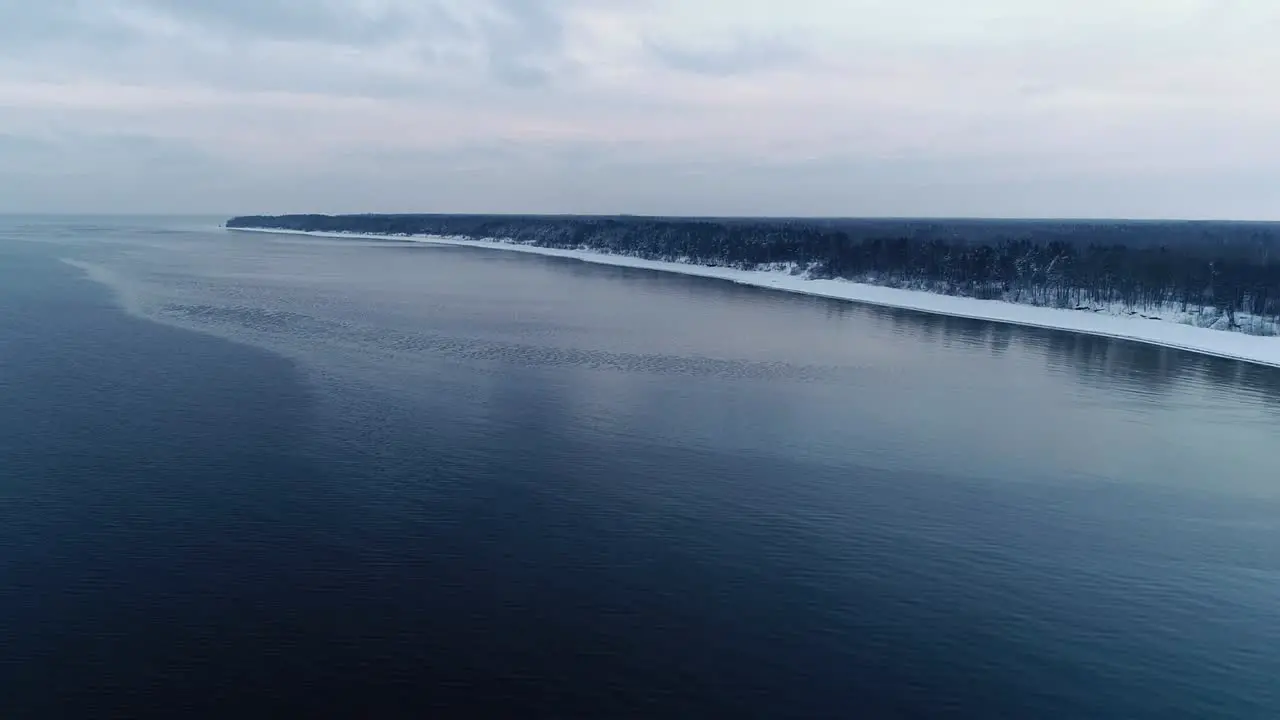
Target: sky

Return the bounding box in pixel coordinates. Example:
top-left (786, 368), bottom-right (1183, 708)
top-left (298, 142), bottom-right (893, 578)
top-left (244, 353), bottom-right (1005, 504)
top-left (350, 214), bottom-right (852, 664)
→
top-left (1, 0), bottom-right (1278, 218)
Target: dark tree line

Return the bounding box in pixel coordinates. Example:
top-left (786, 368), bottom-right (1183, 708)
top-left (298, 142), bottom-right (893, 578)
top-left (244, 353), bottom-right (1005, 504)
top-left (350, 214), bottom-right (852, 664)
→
top-left (227, 214), bottom-right (1280, 335)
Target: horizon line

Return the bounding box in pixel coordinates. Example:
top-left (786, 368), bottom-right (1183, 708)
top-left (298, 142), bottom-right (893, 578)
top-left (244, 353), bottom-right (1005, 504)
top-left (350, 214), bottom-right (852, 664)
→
top-left (8, 212), bottom-right (1280, 224)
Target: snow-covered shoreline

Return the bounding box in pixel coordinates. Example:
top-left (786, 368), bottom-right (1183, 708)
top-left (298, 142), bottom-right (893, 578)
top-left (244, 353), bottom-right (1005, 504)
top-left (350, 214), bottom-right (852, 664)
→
top-left (226, 226), bottom-right (1280, 369)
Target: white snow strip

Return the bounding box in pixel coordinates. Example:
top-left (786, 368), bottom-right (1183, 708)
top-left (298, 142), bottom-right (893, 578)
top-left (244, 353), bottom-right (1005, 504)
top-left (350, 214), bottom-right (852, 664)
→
top-left (226, 227), bottom-right (1280, 369)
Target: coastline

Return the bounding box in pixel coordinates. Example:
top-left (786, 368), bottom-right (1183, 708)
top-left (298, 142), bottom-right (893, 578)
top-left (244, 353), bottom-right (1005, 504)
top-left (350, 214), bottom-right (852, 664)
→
top-left (226, 226), bottom-right (1280, 369)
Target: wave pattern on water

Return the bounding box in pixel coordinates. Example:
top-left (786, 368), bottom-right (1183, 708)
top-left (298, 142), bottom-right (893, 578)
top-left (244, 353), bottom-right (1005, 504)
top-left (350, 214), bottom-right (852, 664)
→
top-left (10, 217), bottom-right (1277, 718)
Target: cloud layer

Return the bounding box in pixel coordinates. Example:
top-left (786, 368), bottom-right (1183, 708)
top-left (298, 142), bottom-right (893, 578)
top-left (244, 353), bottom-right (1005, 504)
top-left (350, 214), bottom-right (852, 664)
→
top-left (2, 0), bottom-right (1279, 217)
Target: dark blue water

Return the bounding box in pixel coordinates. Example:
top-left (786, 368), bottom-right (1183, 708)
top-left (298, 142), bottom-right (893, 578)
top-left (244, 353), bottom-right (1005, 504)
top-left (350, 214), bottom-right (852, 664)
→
top-left (2, 217), bottom-right (1279, 718)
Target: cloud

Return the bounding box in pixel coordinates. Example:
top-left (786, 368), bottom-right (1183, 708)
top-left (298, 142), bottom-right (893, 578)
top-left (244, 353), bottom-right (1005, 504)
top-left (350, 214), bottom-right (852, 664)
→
top-left (135, 0), bottom-right (576, 87)
top-left (644, 35), bottom-right (802, 77)
top-left (1, 0), bottom-right (1280, 217)
top-left (477, 0), bottom-right (567, 86)
top-left (128, 0), bottom-right (428, 45)
top-left (0, 0), bottom-right (588, 92)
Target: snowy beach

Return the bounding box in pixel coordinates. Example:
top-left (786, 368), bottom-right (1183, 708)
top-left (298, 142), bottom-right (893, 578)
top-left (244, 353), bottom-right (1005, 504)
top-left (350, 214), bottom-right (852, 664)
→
top-left (227, 226), bottom-right (1280, 369)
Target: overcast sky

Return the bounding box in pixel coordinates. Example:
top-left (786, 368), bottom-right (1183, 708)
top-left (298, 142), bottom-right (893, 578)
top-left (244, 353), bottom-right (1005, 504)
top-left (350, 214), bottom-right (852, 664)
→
top-left (2, 0), bottom-right (1278, 218)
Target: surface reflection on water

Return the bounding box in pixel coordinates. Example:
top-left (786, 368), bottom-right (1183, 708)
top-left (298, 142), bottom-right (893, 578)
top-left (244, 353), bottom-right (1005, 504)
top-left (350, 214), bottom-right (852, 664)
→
top-left (6, 218), bottom-right (1278, 718)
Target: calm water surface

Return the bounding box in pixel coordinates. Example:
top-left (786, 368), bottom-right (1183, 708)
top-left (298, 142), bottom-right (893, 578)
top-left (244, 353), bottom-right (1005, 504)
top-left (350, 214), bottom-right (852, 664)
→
top-left (2, 217), bottom-right (1278, 718)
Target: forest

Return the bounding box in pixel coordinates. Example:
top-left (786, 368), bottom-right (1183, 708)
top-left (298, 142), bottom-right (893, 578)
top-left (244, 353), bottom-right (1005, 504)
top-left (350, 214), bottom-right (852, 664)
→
top-left (227, 214), bottom-right (1280, 335)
